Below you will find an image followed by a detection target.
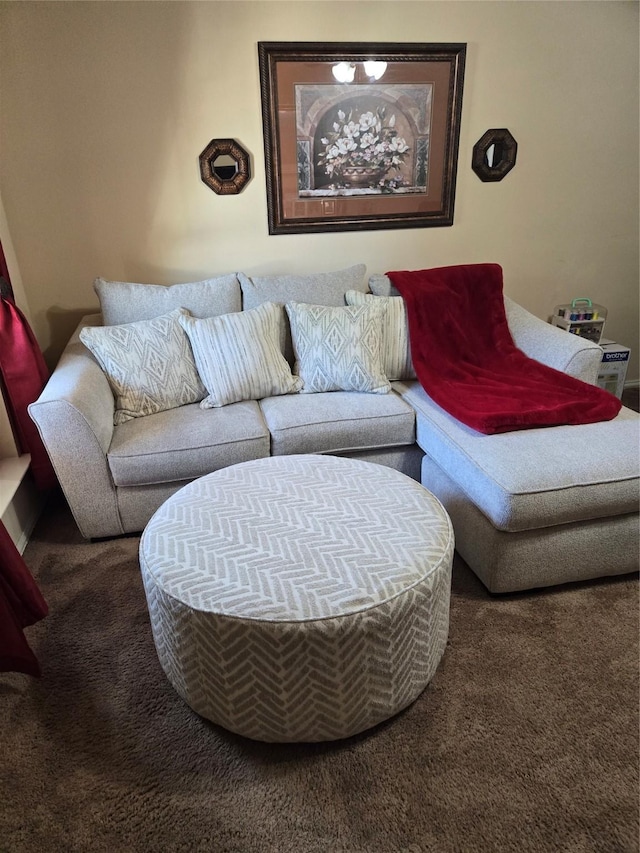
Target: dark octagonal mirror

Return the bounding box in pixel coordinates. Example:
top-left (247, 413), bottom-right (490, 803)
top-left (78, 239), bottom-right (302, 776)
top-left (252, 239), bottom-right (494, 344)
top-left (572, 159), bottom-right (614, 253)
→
top-left (199, 138), bottom-right (251, 195)
top-left (472, 129), bottom-right (518, 182)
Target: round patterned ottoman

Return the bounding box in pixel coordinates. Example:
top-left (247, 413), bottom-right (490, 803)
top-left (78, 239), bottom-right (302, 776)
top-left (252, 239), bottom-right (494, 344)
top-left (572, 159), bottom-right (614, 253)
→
top-left (139, 454), bottom-right (454, 742)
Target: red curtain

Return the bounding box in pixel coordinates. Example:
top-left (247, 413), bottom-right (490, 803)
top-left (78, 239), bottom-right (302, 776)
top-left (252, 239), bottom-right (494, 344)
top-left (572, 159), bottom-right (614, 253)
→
top-left (0, 296), bottom-right (57, 490)
top-left (0, 520), bottom-right (48, 677)
top-left (0, 234), bottom-right (56, 490)
top-left (0, 237), bottom-right (12, 292)
top-left (0, 241), bottom-right (51, 675)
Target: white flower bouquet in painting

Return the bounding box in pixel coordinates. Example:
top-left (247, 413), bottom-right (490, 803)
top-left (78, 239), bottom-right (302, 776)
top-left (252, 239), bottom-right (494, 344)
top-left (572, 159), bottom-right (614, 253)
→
top-left (317, 105), bottom-right (410, 190)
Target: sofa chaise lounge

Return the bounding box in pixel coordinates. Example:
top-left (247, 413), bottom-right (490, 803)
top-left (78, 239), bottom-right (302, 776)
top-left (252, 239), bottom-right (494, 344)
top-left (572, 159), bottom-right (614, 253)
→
top-left (28, 265), bottom-right (639, 593)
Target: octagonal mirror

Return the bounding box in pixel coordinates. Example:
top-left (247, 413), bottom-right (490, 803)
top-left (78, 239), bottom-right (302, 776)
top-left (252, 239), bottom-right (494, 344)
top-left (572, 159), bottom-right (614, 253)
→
top-left (472, 129), bottom-right (518, 182)
top-left (199, 139), bottom-right (251, 195)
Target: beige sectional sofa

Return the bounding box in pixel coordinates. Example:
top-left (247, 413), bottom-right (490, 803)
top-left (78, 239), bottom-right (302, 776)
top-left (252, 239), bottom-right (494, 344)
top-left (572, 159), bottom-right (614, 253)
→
top-left (29, 265), bottom-right (639, 592)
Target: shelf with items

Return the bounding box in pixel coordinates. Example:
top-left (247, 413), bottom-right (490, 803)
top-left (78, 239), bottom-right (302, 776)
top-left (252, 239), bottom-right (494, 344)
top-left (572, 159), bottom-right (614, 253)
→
top-left (551, 298), bottom-right (607, 344)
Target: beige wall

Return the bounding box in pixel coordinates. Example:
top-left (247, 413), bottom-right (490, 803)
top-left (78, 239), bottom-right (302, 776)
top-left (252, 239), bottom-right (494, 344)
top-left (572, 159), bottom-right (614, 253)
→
top-left (1, 1), bottom-right (638, 378)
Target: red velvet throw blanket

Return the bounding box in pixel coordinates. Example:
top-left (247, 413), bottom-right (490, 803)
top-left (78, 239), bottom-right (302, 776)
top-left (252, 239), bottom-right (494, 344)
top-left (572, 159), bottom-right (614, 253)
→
top-left (388, 264), bottom-right (622, 434)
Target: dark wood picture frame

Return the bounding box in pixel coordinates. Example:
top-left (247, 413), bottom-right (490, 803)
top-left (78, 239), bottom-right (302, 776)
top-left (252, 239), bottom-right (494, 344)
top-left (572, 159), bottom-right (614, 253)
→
top-left (258, 41), bottom-right (466, 235)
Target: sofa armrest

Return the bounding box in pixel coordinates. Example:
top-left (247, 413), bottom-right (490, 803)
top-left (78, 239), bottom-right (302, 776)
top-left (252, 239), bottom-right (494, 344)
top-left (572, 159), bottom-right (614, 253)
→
top-left (504, 297), bottom-right (602, 384)
top-left (28, 314), bottom-right (124, 538)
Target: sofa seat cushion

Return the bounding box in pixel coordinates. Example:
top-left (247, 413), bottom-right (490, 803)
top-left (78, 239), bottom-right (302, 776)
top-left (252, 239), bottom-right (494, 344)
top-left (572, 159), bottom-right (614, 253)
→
top-left (260, 390), bottom-right (415, 456)
top-left (395, 381), bottom-right (639, 533)
top-left (107, 401), bottom-right (270, 487)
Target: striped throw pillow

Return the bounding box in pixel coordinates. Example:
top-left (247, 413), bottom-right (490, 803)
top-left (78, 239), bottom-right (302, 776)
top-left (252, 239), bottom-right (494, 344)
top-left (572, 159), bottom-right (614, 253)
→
top-left (345, 291), bottom-right (416, 381)
top-left (178, 302), bottom-right (302, 408)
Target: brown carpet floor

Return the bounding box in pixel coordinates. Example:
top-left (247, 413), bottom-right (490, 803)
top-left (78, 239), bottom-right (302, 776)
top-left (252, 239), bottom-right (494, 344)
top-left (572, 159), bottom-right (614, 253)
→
top-left (1, 490), bottom-right (638, 853)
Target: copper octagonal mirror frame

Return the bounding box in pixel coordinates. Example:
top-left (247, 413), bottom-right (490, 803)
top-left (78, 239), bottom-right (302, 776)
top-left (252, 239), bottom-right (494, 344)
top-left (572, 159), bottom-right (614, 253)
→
top-left (199, 138), bottom-right (251, 195)
top-left (472, 128), bottom-right (517, 182)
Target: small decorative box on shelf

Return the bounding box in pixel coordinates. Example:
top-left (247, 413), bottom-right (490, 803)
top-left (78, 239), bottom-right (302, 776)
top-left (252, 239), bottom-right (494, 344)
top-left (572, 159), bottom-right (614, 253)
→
top-left (551, 298), bottom-right (606, 344)
top-left (597, 339), bottom-right (631, 399)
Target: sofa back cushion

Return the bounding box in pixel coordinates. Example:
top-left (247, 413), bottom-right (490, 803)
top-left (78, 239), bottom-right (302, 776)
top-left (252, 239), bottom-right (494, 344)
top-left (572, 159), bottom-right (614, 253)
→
top-left (94, 274), bottom-right (241, 325)
top-left (239, 265), bottom-right (368, 364)
top-left (368, 274), bottom-right (399, 298)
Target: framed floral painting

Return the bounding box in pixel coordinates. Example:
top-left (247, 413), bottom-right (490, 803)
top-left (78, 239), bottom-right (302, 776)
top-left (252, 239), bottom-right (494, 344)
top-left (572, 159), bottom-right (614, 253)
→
top-left (258, 42), bottom-right (466, 235)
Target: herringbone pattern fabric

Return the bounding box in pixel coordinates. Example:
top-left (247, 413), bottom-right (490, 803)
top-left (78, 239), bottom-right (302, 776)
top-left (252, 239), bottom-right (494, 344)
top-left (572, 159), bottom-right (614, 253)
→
top-left (140, 455), bottom-right (453, 742)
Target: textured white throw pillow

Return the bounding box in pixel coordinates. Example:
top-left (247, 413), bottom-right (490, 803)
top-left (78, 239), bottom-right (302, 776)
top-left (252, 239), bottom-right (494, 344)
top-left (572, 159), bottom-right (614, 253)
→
top-left (79, 308), bottom-right (206, 425)
top-left (285, 302), bottom-right (390, 394)
top-left (345, 291), bottom-right (416, 381)
top-left (178, 302), bottom-right (302, 408)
